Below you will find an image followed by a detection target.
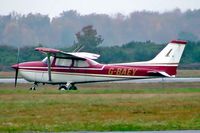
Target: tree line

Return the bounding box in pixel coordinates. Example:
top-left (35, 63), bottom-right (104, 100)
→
top-left (0, 40), bottom-right (199, 71)
top-left (0, 9), bottom-right (200, 48)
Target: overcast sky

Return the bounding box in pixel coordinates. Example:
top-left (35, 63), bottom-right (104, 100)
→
top-left (1, 0), bottom-right (200, 18)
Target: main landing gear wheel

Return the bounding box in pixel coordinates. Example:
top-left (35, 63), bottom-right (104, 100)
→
top-left (58, 83), bottom-right (78, 90)
top-left (69, 85), bottom-right (77, 90)
top-left (58, 85), bottom-right (67, 91)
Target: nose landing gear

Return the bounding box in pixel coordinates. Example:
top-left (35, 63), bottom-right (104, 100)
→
top-left (30, 82), bottom-right (38, 90)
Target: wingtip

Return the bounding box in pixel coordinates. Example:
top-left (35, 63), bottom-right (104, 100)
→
top-left (35, 47), bottom-right (60, 53)
top-left (171, 40), bottom-right (187, 45)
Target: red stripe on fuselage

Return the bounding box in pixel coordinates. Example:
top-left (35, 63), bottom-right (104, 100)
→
top-left (18, 64), bottom-right (177, 77)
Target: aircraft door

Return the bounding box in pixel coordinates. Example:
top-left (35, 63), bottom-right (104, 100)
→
top-left (73, 59), bottom-right (90, 81)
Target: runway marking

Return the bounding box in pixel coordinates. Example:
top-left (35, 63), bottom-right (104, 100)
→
top-left (1, 78), bottom-right (200, 83)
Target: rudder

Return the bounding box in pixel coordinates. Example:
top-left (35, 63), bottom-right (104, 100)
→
top-left (149, 40), bottom-right (187, 64)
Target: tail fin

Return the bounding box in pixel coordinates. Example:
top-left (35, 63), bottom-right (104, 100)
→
top-left (113, 40), bottom-right (187, 77)
top-left (147, 40), bottom-right (187, 77)
top-left (149, 40), bottom-right (187, 64)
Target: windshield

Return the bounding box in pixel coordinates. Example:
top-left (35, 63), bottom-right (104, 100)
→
top-left (42, 56), bottom-right (54, 64)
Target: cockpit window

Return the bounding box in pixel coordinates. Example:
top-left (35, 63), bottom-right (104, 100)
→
top-left (43, 57), bottom-right (91, 68)
top-left (74, 60), bottom-right (89, 67)
top-left (55, 58), bottom-right (72, 67)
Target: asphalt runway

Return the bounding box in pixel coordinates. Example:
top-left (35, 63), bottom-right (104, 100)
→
top-left (109, 131), bottom-right (200, 133)
top-left (0, 77), bottom-right (200, 83)
top-left (0, 78), bottom-right (28, 83)
top-left (117, 77), bottom-right (200, 83)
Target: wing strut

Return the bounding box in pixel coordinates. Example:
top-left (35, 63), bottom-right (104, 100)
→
top-left (47, 53), bottom-right (52, 81)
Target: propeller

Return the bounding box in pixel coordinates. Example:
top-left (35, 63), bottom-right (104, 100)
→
top-left (14, 67), bottom-right (19, 87)
top-left (12, 47), bottom-right (20, 87)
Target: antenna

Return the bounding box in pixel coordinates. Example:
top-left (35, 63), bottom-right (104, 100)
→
top-left (73, 44), bottom-right (85, 52)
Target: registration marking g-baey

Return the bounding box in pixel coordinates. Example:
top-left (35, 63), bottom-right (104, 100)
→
top-left (108, 68), bottom-right (137, 76)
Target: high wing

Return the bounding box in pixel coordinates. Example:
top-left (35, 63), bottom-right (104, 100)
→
top-left (35, 47), bottom-right (100, 60)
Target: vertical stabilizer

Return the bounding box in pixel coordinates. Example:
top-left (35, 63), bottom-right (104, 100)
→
top-left (109, 40), bottom-right (187, 77)
top-left (149, 40), bottom-right (187, 64)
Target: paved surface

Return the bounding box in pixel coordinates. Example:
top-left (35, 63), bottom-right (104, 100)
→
top-left (0, 78), bottom-right (28, 83)
top-left (104, 131), bottom-right (200, 133)
top-left (118, 77), bottom-right (200, 83)
top-left (0, 78), bottom-right (200, 84)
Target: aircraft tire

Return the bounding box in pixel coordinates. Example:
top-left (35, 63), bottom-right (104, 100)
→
top-left (30, 87), bottom-right (36, 90)
top-left (69, 85), bottom-right (77, 90)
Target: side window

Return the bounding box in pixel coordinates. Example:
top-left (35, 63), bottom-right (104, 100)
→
top-left (74, 60), bottom-right (89, 67)
top-left (55, 58), bottom-right (72, 67)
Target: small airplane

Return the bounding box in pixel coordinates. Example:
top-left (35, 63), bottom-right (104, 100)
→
top-left (12, 40), bottom-right (187, 90)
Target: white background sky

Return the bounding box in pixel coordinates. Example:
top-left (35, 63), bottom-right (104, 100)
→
top-left (0, 0), bottom-right (200, 18)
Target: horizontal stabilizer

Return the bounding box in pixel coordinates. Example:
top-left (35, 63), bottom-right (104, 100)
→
top-left (148, 71), bottom-right (173, 77)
